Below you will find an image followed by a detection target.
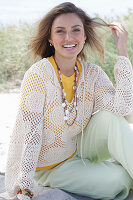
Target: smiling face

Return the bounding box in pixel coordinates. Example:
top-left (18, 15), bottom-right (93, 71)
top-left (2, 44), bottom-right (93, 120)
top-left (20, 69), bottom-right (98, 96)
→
top-left (49, 13), bottom-right (86, 60)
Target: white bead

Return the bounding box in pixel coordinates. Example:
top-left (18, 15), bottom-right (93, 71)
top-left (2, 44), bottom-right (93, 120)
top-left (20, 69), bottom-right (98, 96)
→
top-left (74, 102), bottom-right (76, 106)
top-left (62, 103), bottom-right (66, 107)
top-left (64, 92), bottom-right (66, 97)
top-left (65, 110), bottom-right (69, 115)
top-left (76, 106), bottom-right (78, 110)
top-left (64, 116), bottom-right (68, 121)
top-left (73, 86), bottom-right (76, 90)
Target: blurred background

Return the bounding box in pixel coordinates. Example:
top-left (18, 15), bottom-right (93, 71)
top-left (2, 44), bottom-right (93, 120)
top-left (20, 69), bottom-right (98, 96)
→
top-left (0, 0), bottom-right (133, 173)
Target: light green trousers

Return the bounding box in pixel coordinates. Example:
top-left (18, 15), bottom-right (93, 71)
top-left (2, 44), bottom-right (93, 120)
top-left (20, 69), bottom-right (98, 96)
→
top-left (35, 111), bottom-right (133, 200)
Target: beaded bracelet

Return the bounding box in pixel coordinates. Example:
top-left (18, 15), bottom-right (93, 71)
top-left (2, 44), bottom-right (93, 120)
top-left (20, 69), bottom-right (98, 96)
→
top-left (17, 188), bottom-right (34, 198)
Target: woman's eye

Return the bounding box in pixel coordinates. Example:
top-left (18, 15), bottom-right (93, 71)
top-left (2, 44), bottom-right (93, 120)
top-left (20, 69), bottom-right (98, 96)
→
top-left (73, 29), bottom-right (80, 32)
top-left (56, 30), bottom-right (64, 33)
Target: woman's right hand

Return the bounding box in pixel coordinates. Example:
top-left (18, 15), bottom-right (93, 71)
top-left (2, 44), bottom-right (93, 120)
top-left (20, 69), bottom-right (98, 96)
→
top-left (108, 22), bottom-right (128, 57)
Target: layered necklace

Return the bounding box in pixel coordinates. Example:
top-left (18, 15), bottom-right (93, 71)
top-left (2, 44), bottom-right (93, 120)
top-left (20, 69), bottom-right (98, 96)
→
top-left (54, 58), bottom-right (79, 126)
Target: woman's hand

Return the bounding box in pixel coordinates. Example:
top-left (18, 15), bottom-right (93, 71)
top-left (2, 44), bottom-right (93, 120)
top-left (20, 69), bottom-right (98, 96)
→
top-left (108, 23), bottom-right (128, 57)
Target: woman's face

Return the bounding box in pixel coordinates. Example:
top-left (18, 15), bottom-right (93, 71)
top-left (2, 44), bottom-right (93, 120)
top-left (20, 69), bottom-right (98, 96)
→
top-left (49, 13), bottom-right (86, 60)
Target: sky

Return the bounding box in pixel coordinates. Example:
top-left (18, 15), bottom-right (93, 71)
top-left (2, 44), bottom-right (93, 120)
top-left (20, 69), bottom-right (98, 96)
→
top-left (0, 0), bottom-right (133, 25)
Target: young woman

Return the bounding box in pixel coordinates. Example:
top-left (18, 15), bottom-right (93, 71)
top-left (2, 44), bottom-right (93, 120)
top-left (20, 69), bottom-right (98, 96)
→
top-left (5, 2), bottom-right (133, 200)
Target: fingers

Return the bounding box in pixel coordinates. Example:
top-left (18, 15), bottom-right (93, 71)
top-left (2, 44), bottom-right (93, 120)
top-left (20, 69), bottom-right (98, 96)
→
top-left (109, 25), bottom-right (123, 34)
top-left (108, 22), bottom-right (128, 35)
top-left (108, 23), bottom-right (124, 31)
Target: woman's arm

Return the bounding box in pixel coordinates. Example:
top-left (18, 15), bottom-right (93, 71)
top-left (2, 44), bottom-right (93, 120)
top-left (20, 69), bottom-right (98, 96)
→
top-left (94, 23), bottom-right (133, 116)
top-left (5, 66), bottom-right (46, 200)
top-left (94, 56), bottom-right (133, 116)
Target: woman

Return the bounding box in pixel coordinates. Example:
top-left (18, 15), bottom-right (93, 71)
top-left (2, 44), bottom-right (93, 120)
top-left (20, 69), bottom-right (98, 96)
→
top-left (5, 2), bottom-right (133, 200)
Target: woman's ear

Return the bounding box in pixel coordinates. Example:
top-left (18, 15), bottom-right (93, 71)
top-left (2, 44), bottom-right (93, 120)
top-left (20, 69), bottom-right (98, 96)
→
top-left (48, 39), bottom-right (53, 46)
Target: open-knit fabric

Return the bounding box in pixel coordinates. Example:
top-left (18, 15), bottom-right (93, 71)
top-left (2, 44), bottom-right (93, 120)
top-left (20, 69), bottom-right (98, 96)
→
top-left (5, 56), bottom-right (133, 200)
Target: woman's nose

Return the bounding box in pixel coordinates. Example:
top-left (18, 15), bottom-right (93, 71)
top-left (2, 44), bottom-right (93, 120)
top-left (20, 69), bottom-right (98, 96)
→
top-left (65, 32), bottom-right (72, 41)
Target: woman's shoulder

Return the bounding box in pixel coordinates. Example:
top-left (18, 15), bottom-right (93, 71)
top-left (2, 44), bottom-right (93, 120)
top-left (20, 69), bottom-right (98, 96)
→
top-left (80, 60), bottom-right (102, 75)
top-left (28, 58), bottom-right (52, 72)
top-left (24, 57), bottom-right (55, 80)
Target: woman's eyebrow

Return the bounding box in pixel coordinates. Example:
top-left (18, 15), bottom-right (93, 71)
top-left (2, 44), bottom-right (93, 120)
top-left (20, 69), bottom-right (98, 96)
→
top-left (55, 25), bottom-right (82, 29)
top-left (55, 26), bottom-right (65, 29)
top-left (72, 25), bottom-right (82, 28)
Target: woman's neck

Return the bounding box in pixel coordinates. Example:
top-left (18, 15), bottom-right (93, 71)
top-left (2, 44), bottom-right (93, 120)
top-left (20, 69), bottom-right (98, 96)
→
top-left (54, 54), bottom-right (77, 77)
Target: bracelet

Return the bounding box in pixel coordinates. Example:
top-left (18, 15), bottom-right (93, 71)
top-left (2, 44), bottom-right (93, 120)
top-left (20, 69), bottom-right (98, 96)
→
top-left (17, 188), bottom-right (34, 198)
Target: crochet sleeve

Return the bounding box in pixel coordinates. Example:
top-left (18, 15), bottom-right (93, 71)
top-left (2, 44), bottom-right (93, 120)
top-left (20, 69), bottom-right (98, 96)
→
top-left (5, 66), bottom-right (46, 200)
top-left (94, 56), bottom-right (133, 116)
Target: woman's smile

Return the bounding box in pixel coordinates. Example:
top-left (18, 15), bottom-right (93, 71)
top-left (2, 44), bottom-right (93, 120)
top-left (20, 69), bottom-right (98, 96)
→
top-left (62, 43), bottom-right (77, 51)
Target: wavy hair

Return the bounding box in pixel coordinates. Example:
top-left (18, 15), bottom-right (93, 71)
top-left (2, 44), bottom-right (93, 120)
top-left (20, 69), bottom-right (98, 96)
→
top-left (28, 2), bottom-right (109, 62)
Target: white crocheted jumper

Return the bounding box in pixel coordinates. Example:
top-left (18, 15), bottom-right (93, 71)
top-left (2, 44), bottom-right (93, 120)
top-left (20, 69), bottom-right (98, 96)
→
top-left (5, 56), bottom-right (133, 200)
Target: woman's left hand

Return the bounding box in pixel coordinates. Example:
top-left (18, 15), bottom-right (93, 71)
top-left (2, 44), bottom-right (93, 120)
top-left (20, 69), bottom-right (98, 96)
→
top-left (108, 23), bottom-right (128, 57)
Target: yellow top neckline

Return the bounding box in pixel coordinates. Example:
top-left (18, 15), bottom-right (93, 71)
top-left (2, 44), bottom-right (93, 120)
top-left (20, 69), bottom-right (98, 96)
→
top-left (47, 56), bottom-right (82, 78)
top-left (47, 56), bottom-right (82, 103)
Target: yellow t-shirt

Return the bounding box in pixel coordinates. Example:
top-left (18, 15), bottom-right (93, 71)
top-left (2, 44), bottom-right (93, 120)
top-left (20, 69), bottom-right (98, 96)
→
top-left (36, 56), bottom-right (82, 171)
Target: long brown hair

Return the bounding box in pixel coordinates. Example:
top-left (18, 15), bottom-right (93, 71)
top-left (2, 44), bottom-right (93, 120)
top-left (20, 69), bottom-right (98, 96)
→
top-left (28, 2), bottom-right (109, 62)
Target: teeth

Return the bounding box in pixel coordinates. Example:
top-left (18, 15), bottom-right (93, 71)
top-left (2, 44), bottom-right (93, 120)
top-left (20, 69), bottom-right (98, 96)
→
top-left (63, 44), bottom-right (76, 48)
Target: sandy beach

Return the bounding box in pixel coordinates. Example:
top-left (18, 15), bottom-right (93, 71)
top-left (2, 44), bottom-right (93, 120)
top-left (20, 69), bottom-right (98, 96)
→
top-left (0, 92), bottom-right (20, 173)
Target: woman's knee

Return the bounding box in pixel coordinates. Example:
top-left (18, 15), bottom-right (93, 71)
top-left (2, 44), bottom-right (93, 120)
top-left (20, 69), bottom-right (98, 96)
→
top-left (92, 110), bottom-right (116, 120)
top-left (89, 111), bottom-right (116, 134)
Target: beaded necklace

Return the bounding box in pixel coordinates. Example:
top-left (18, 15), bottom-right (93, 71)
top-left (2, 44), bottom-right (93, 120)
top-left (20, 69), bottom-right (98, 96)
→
top-left (54, 58), bottom-right (79, 126)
